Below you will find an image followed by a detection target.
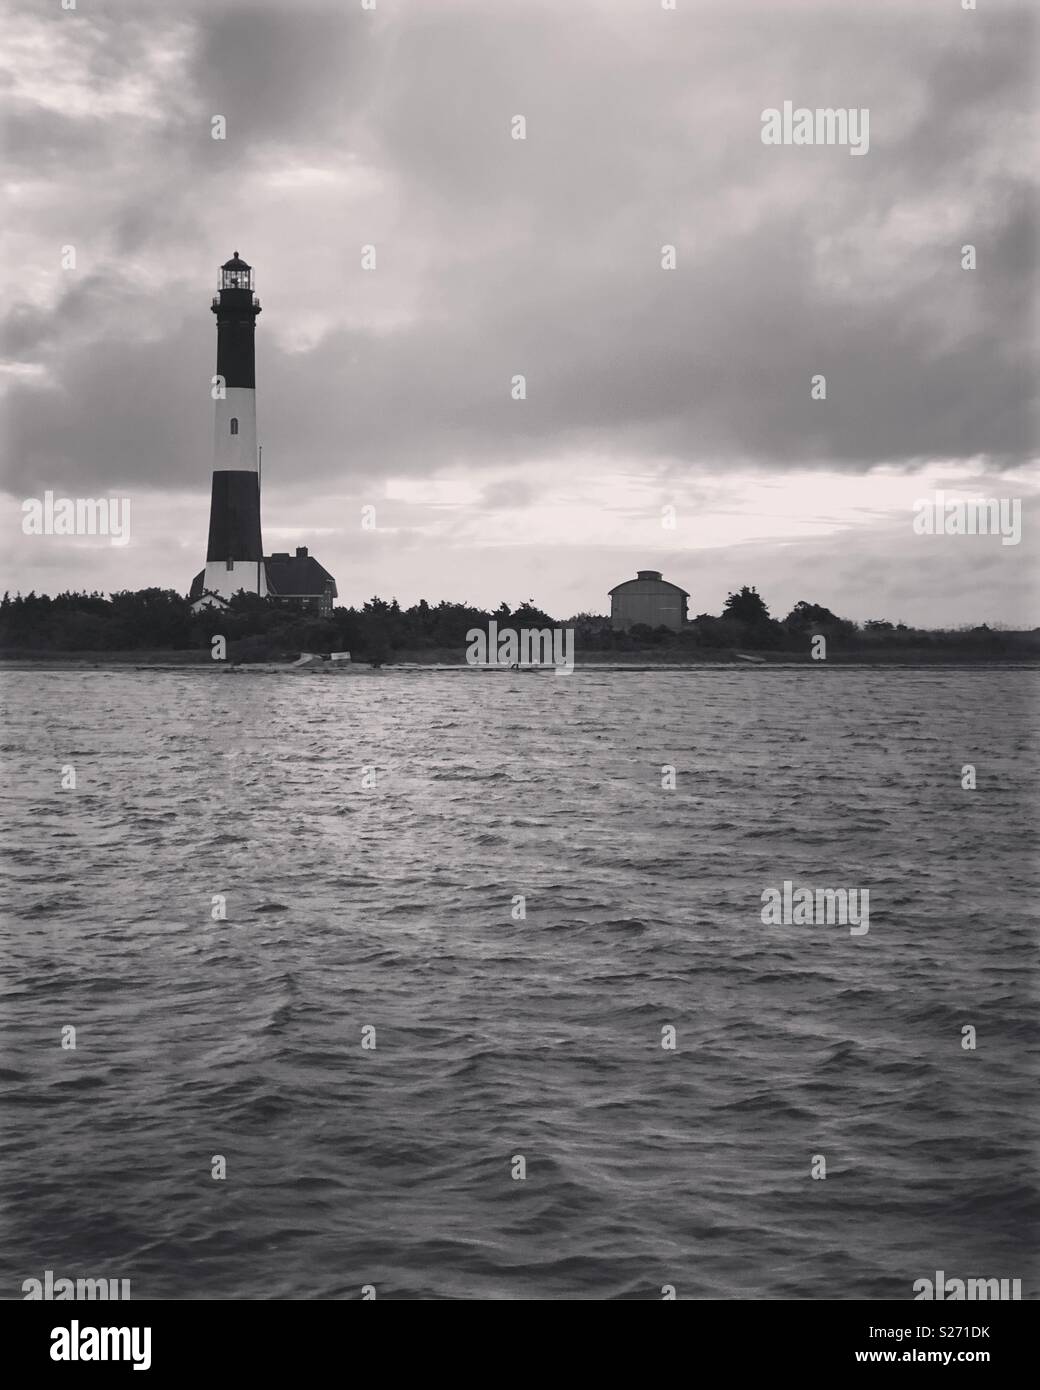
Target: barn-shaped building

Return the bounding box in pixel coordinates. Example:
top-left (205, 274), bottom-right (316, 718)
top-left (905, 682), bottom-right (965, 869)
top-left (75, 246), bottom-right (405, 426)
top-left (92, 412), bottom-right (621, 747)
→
top-left (609, 570), bottom-right (689, 632)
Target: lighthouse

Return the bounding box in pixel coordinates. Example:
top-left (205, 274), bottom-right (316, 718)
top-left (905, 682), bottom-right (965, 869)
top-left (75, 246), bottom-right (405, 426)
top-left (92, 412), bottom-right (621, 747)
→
top-left (190, 253), bottom-right (338, 615)
top-left (197, 251), bottom-right (266, 600)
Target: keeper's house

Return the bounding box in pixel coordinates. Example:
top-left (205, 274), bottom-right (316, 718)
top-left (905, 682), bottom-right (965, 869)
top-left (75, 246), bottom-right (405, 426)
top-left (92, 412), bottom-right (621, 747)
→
top-left (190, 546), bottom-right (337, 616)
top-left (609, 570), bottom-right (689, 632)
top-left (263, 547), bottom-right (337, 616)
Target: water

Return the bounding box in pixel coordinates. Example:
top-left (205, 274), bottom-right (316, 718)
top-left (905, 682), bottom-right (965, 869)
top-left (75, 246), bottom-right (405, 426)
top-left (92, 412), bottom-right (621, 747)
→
top-left (1, 666), bottom-right (1037, 1300)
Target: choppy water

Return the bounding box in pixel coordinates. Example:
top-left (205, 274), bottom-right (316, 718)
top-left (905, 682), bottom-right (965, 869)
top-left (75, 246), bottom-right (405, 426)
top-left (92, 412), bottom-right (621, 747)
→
top-left (1, 666), bottom-right (1037, 1301)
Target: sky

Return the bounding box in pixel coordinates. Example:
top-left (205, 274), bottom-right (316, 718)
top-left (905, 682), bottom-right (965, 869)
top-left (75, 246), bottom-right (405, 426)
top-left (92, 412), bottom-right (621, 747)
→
top-left (2, 0), bottom-right (1037, 625)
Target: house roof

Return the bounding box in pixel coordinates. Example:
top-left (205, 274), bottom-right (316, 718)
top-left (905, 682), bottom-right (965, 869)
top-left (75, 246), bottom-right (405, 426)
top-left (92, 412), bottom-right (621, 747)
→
top-left (264, 552), bottom-right (337, 599)
top-left (609, 571), bottom-right (689, 598)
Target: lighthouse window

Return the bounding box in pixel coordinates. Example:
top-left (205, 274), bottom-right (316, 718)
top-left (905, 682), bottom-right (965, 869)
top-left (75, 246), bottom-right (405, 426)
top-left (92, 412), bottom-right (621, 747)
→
top-left (230, 418), bottom-right (239, 435)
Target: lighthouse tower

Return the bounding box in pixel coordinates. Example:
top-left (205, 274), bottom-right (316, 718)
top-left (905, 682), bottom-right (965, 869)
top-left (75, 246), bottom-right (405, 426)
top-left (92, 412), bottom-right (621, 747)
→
top-left (190, 252), bottom-right (339, 615)
top-left (199, 252), bottom-right (266, 600)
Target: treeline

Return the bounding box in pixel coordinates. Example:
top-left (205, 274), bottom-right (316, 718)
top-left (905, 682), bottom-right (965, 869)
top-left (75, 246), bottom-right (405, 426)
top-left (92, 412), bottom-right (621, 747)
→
top-left (0, 590), bottom-right (560, 662)
top-left (0, 585), bottom-right (1029, 661)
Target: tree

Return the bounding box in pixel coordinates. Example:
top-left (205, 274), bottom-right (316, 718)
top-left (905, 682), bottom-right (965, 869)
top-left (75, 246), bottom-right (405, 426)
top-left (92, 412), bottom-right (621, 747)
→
top-left (722, 586), bottom-right (771, 624)
top-left (510, 599), bottom-right (557, 628)
top-left (784, 600), bottom-right (840, 629)
top-left (689, 614), bottom-right (729, 648)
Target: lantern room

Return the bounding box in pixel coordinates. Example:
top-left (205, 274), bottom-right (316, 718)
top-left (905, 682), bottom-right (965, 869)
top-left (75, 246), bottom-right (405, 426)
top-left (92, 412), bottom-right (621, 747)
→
top-left (220, 252), bottom-right (253, 292)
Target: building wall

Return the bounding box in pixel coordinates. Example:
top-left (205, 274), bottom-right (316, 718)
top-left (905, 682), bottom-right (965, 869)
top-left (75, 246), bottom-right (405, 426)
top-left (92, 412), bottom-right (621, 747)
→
top-left (611, 582), bottom-right (686, 632)
top-left (270, 590), bottom-right (334, 616)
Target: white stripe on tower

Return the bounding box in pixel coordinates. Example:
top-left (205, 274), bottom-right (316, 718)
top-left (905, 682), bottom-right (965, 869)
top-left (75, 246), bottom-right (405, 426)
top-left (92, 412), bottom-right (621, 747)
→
top-left (212, 388), bottom-right (258, 474)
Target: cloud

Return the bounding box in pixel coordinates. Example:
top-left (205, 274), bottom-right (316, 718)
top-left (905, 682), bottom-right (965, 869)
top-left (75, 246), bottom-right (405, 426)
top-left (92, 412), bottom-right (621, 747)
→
top-left (1, 0), bottom-right (1036, 622)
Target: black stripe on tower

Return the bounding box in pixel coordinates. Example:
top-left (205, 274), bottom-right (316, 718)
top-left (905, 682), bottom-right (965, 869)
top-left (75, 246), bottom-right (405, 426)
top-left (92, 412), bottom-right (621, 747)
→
top-left (206, 472), bottom-right (263, 562)
top-left (212, 288), bottom-right (261, 389)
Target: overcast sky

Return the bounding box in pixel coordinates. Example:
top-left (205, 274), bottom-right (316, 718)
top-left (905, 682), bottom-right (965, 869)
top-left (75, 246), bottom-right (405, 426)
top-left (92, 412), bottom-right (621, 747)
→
top-left (2, 0), bottom-right (1036, 624)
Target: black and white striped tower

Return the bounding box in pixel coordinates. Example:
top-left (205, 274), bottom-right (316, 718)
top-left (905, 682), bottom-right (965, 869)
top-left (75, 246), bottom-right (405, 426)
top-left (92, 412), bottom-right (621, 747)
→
top-left (201, 252), bottom-right (266, 598)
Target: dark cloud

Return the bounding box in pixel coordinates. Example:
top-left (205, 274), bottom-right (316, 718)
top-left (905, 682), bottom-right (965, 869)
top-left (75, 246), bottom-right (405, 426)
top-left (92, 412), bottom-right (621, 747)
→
top-left (190, 2), bottom-right (375, 146)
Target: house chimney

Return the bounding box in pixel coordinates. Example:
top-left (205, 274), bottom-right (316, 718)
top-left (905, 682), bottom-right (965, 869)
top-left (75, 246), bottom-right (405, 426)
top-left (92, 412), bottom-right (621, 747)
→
top-left (296, 546), bottom-right (308, 558)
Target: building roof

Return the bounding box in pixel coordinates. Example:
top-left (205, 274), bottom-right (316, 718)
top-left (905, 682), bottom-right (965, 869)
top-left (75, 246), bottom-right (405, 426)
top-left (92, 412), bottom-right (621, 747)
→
top-left (608, 569), bottom-right (689, 597)
top-left (221, 251), bottom-right (251, 271)
top-left (265, 548), bottom-right (337, 599)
